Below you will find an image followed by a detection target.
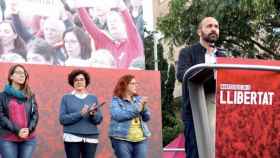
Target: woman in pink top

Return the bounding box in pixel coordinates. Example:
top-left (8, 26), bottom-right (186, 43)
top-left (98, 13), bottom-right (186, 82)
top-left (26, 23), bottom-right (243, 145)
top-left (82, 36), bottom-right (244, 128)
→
top-left (77, 0), bottom-right (144, 68)
top-left (0, 64), bottom-right (39, 158)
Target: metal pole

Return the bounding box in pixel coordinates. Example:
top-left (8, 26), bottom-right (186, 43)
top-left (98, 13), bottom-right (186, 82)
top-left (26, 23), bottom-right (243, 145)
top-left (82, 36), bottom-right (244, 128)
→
top-left (153, 33), bottom-right (158, 70)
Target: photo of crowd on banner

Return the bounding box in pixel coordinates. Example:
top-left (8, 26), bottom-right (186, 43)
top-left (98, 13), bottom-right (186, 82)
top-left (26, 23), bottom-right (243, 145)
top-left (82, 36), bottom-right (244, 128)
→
top-left (0, 0), bottom-right (145, 69)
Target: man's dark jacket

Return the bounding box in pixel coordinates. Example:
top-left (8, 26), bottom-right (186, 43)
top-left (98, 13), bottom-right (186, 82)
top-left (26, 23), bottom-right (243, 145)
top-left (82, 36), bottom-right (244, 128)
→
top-left (176, 42), bottom-right (226, 122)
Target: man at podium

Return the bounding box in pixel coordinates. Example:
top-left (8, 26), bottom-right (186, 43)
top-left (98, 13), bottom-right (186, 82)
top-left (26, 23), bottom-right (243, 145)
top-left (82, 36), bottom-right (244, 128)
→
top-left (176, 17), bottom-right (226, 158)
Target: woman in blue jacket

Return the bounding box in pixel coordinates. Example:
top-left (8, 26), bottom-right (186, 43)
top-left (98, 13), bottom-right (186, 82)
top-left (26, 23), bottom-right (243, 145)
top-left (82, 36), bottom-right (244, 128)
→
top-left (109, 74), bottom-right (151, 158)
top-left (59, 69), bottom-right (103, 158)
top-left (0, 64), bottom-right (39, 158)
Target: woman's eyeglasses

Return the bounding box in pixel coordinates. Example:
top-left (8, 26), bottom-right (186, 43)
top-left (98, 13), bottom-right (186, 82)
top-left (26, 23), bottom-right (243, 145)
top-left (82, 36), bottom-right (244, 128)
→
top-left (74, 78), bottom-right (85, 82)
top-left (129, 82), bottom-right (138, 86)
top-left (13, 71), bottom-right (26, 76)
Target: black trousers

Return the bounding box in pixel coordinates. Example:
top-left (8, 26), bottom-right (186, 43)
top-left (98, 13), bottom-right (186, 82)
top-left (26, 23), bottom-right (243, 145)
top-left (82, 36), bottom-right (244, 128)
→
top-left (64, 142), bottom-right (97, 158)
top-left (184, 120), bottom-right (199, 158)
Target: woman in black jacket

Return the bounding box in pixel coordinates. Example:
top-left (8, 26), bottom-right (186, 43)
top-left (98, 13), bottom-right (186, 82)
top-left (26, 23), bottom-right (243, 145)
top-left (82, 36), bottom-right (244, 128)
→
top-left (0, 64), bottom-right (39, 158)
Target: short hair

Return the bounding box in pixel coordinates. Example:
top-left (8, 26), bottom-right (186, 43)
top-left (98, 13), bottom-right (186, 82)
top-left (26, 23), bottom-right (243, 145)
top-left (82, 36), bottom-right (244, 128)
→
top-left (197, 16), bottom-right (218, 31)
top-left (68, 69), bottom-right (91, 87)
top-left (113, 74), bottom-right (137, 98)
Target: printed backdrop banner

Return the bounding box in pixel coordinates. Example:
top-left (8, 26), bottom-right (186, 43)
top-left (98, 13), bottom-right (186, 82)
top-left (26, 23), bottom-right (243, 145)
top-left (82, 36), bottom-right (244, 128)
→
top-left (216, 58), bottom-right (280, 158)
top-left (1, 0), bottom-right (145, 69)
top-left (7, 0), bottom-right (63, 17)
top-left (0, 63), bottom-right (162, 158)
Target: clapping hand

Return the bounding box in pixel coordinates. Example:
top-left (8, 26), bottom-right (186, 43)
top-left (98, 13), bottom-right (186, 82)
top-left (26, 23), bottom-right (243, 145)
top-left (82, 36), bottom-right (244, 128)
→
top-left (88, 103), bottom-right (97, 116)
top-left (139, 96), bottom-right (148, 111)
top-left (89, 102), bottom-right (106, 116)
top-left (80, 105), bottom-right (89, 116)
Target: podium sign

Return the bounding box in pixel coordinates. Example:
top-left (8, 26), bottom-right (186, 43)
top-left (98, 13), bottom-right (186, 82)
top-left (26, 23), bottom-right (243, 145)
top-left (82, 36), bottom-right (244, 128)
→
top-left (216, 58), bottom-right (280, 157)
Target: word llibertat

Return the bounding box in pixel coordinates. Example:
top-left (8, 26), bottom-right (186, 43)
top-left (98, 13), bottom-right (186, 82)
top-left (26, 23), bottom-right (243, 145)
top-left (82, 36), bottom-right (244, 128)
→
top-left (220, 90), bottom-right (274, 105)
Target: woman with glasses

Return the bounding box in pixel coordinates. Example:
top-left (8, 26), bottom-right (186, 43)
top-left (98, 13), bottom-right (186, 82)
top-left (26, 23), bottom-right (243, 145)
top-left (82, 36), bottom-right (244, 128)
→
top-left (63, 27), bottom-right (92, 67)
top-left (59, 69), bottom-right (103, 158)
top-left (109, 74), bottom-right (151, 158)
top-left (0, 64), bottom-right (39, 158)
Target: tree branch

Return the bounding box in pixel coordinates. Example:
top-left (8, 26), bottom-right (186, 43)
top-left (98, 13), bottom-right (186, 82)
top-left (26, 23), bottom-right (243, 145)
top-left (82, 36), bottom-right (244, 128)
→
top-left (223, 38), bottom-right (247, 50)
top-left (249, 38), bottom-right (276, 56)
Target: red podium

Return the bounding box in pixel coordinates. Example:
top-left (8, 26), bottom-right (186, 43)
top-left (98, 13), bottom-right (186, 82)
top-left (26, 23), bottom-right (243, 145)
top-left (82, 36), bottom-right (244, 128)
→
top-left (184, 58), bottom-right (280, 158)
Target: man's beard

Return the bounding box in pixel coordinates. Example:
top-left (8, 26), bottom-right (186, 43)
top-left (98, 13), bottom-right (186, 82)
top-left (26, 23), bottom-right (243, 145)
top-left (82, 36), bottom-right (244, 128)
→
top-left (202, 31), bottom-right (219, 43)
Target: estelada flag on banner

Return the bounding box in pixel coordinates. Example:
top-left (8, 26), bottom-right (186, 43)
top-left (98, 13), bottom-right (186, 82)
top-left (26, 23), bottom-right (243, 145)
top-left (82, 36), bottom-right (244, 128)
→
top-left (216, 58), bottom-right (280, 158)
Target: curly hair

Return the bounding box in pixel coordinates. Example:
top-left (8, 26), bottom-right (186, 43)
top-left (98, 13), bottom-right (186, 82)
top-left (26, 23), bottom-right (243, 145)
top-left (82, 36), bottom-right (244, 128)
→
top-left (113, 74), bottom-right (138, 98)
top-left (68, 69), bottom-right (90, 87)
